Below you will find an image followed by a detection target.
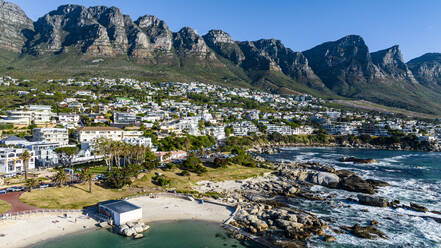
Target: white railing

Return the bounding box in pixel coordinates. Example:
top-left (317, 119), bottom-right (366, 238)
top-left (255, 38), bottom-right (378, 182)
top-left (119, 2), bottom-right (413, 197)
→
top-left (0, 209), bottom-right (82, 222)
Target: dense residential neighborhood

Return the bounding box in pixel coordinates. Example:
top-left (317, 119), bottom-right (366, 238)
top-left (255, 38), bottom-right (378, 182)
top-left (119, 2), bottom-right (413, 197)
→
top-left (0, 76), bottom-right (440, 174)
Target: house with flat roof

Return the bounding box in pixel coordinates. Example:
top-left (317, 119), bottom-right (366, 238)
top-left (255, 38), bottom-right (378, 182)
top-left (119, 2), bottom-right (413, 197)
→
top-left (98, 200), bottom-right (142, 226)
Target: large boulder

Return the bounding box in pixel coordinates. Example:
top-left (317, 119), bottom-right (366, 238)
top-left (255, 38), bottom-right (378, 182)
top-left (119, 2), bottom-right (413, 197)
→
top-left (357, 194), bottom-right (388, 207)
top-left (339, 175), bottom-right (375, 194)
top-left (409, 203), bottom-right (429, 213)
top-left (308, 172), bottom-right (340, 187)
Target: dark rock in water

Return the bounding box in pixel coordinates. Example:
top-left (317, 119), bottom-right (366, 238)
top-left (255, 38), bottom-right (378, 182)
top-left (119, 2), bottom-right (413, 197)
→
top-left (341, 224), bottom-right (388, 239)
top-left (338, 156), bottom-right (377, 164)
top-left (370, 220), bottom-right (379, 226)
top-left (388, 200), bottom-right (401, 208)
top-left (431, 210), bottom-right (441, 215)
top-left (366, 179), bottom-right (390, 188)
top-left (409, 203), bottom-right (429, 213)
top-left (339, 175), bottom-right (375, 194)
top-left (357, 195), bottom-right (388, 207)
top-left (335, 169), bottom-right (354, 178)
top-left (323, 235), bottom-right (336, 242)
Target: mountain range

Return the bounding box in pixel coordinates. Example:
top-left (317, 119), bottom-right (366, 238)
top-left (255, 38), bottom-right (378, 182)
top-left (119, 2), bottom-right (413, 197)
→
top-left (1, 1), bottom-right (441, 115)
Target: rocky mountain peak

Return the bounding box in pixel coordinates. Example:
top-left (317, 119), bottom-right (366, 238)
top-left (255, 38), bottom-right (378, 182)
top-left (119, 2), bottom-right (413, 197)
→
top-left (203, 30), bottom-right (234, 44)
top-left (203, 29), bottom-right (244, 64)
top-left (302, 35), bottom-right (376, 93)
top-left (371, 45), bottom-right (417, 83)
top-left (0, 0), bottom-right (34, 52)
top-left (173, 27), bottom-right (211, 58)
top-left (408, 53), bottom-right (441, 88)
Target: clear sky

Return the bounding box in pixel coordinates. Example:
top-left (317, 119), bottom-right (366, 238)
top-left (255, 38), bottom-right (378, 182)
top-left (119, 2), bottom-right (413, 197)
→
top-left (11, 0), bottom-right (441, 61)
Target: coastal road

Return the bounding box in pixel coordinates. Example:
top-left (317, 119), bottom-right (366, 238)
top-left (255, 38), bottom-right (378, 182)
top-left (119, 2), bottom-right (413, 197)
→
top-left (0, 192), bottom-right (39, 214)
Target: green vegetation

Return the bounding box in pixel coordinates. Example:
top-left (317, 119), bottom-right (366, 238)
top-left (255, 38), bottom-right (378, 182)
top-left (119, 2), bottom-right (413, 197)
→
top-left (156, 135), bottom-right (216, 152)
top-left (0, 200), bottom-right (11, 214)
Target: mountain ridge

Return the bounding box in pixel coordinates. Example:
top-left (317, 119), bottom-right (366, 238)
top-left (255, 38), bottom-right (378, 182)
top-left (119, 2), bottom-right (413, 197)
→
top-left (1, 1), bottom-right (441, 115)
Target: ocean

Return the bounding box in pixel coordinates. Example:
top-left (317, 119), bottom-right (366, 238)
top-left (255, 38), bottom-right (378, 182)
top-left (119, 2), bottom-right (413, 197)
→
top-left (263, 147), bottom-right (441, 247)
top-left (31, 220), bottom-right (263, 248)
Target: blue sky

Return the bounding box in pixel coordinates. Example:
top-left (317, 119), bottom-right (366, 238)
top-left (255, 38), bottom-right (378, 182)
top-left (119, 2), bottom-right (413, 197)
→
top-left (11, 0), bottom-right (441, 61)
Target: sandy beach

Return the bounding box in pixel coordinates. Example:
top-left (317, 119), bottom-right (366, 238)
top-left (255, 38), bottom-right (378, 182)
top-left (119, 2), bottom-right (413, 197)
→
top-left (0, 195), bottom-right (233, 248)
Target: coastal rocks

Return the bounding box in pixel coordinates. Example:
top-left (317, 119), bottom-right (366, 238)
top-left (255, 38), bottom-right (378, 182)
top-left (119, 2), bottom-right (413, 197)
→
top-left (323, 235), bottom-right (336, 242)
top-left (341, 224), bottom-right (388, 240)
top-left (409, 202), bottom-right (429, 213)
top-left (357, 194), bottom-right (388, 207)
top-left (307, 172), bottom-right (340, 187)
top-left (337, 173), bottom-right (375, 194)
top-left (338, 157), bottom-right (377, 164)
top-left (366, 179), bottom-right (390, 187)
top-left (115, 221), bottom-right (150, 238)
top-left (230, 203), bottom-right (328, 243)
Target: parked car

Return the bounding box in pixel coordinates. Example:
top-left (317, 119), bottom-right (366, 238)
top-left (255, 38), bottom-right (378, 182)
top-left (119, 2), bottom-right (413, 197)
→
top-left (7, 186), bottom-right (24, 192)
top-left (39, 184), bottom-right (49, 189)
top-left (0, 189), bottom-right (7, 194)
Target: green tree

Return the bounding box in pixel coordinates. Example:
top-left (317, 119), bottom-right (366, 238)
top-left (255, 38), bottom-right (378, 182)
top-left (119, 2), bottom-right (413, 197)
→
top-left (19, 150), bottom-right (31, 181)
top-left (26, 178), bottom-right (39, 192)
top-left (80, 169), bottom-right (93, 193)
top-left (53, 170), bottom-right (68, 187)
top-left (181, 153), bottom-right (206, 174)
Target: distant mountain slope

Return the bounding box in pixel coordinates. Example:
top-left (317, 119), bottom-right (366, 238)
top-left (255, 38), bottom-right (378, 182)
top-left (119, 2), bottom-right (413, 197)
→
top-left (0, 1), bottom-right (441, 115)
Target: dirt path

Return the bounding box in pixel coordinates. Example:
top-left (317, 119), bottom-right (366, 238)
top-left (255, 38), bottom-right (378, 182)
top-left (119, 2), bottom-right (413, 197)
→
top-left (0, 192), bottom-right (39, 214)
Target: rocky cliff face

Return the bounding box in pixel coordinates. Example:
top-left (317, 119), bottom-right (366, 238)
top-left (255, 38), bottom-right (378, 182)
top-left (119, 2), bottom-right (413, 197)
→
top-left (303, 35), bottom-right (379, 94)
top-left (203, 30), bottom-right (244, 64)
top-left (25, 5), bottom-right (128, 56)
top-left (239, 39), bottom-right (324, 89)
top-left (173, 27), bottom-right (212, 59)
top-left (129, 14), bottom-right (173, 58)
top-left (371, 45), bottom-right (417, 84)
top-left (407, 53), bottom-right (441, 88)
top-left (0, 0), bottom-right (33, 52)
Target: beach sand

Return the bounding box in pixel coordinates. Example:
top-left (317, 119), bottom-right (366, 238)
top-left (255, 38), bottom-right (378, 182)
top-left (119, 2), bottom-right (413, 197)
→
top-left (0, 195), bottom-right (233, 248)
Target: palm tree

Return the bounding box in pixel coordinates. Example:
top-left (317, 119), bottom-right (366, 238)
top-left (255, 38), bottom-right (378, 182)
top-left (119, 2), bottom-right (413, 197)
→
top-left (80, 169), bottom-right (93, 193)
top-left (97, 139), bottom-right (112, 171)
top-left (19, 150), bottom-right (31, 181)
top-left (53, 170), bottom-right (68, 187)
top-left (26, 178), bottom-right (38, 192)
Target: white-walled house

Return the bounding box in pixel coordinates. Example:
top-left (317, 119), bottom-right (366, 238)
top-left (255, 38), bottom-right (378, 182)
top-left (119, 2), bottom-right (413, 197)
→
top-left (33, 128), bottom-right (69, 146)
top-left (0, 148), bottom-right (35, 173)
top-left (76, 127), bottom-right (143, 143)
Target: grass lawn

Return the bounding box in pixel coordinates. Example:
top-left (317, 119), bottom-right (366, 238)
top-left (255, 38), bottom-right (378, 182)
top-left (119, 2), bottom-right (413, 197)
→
top-left (20, 164), bottom-right (272, 209)
top-left (133, 164), bottom-right (272, 191)
top-left (0, 200), bottom-right (11, 214)
top-left (20, 183), bottom-right (135, 209)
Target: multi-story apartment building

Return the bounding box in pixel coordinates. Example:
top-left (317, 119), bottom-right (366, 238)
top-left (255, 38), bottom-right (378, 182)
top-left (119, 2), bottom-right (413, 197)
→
top-left (0, 105), bottom-right (54, 126)
top-left (32, 128), bottom-right (69, 146)
top-left (0, 148), bottom-right (35, 173)
top-left (113, 112), bottom-right (138, 126)
top-left (76, 127), bottom-right (143, 143)
top-left (25, 142), bottom-right (59, 167)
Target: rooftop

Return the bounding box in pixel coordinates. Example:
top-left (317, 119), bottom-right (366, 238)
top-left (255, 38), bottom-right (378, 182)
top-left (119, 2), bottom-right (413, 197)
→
top-left (99, 200), bottom-right (141, 214)
top-left (77, 126), bottom-right (122, 132)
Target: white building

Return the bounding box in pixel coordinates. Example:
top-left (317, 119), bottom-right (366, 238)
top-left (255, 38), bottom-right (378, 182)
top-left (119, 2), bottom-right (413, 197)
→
top-left (76, 127), bottom-right (143, 143)
top-left (58, 113), bottom-right (80, 124)
top-left (0, 148), bottom-right (35, 173)
top-left (98, 200), bottom-right (142, 226)
top-left (33, 128), bottom-right (69, 146)
top-left (0, 105), bottom-right (54, 126)
top-left (122, 136), bottom-right (153, 148)
top-left (25, 142), bottom-right (59, 167)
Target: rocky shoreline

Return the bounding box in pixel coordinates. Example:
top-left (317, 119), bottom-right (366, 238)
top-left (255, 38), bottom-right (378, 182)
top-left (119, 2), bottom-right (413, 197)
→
top-left (196, 160), bottom-right (441, 247)
top-left (248, 141), bottom-right (441, 154)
